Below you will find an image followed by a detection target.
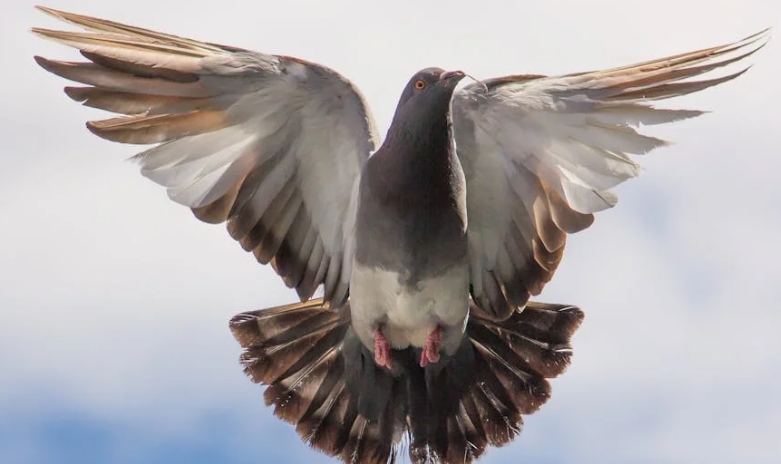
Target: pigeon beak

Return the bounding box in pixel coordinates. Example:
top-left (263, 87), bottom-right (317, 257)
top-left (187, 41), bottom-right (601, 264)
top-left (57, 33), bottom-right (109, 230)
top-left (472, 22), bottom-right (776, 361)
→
top-left (439, 70), bottom-right (465, 82)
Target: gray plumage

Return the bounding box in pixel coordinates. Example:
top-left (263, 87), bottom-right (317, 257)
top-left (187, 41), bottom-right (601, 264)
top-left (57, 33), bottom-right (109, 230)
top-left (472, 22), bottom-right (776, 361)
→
top-left (32, 6), bottom-right (769, 464)
top-left (351, 68), bottom-right (470, 362)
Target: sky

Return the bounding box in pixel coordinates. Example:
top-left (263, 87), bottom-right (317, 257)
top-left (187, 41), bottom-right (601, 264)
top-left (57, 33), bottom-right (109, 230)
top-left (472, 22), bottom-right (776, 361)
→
top-left (1, 1), bottom-right (780, 463)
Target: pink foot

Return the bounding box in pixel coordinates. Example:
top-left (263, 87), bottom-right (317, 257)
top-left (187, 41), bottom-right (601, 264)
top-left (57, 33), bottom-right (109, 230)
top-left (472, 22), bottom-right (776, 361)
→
top-left (420, 326), bottom-right (442, 367)
top-left (373, 328), bottom-right (393, 369)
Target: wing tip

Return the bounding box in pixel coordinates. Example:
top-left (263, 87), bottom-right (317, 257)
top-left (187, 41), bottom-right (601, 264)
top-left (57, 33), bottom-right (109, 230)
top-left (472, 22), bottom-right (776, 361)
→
top-left (32, 54), bottom-right (54, 71)
top-left (741, 26), bottom-right (773, 47)
top-left (85, 119), bottom-right (137, 144)
top-left (32, 6), bottom-right (78, 34)
top-left (62, 86), bottom-right (88, 102)
top-left (84, 120), bottom-right (105, 139)
top-left (34, 5), bottom-right (87, 26)
top-left (34, 5), bottom-right (55, 16)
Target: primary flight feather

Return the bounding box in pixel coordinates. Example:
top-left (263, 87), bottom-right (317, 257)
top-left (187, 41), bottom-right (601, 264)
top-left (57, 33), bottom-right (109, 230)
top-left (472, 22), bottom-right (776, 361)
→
top-left (32, 5), bottom-right (769, 463)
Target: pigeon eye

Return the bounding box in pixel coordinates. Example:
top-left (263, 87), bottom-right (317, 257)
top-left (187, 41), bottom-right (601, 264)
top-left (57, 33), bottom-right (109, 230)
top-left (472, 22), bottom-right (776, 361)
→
top-left (414, 79), bottom-right (426, 90)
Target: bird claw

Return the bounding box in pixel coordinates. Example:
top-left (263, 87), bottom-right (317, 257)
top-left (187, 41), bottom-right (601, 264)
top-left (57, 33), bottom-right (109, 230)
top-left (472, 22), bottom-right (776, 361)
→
top-left (373, 328), bottom-right (393, 370)
top-left (420, 326), bottom-right (442, 367)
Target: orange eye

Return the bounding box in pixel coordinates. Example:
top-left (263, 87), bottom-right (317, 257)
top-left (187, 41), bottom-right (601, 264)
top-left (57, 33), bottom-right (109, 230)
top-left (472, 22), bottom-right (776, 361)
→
top-left (414, 79), bottom-right (426, 90)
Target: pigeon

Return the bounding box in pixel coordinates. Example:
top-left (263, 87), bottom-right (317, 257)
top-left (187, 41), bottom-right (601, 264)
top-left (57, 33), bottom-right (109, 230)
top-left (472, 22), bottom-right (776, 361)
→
top-left (32, 6), bottom-right (769, 464)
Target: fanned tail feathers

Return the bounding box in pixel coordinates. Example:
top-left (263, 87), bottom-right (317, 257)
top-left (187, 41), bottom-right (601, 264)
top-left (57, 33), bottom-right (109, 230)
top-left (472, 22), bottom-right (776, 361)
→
top-left (406, 301), bottom-right (583, 463)
top-left (230, 299), bottom-right (584, 464)
top-left (230, 300), bottom-right (404, 464)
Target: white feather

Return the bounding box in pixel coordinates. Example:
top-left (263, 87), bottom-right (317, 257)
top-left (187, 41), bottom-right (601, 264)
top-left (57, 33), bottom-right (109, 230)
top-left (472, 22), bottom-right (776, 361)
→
top-left (452, 28), bottom-right (768, 307)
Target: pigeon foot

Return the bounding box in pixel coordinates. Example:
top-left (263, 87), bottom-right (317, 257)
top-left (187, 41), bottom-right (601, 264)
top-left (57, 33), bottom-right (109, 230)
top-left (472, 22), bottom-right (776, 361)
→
top-left (373, 327), bottom-right (393, 369)
top-left (419, 325), bottom-right (442, 367)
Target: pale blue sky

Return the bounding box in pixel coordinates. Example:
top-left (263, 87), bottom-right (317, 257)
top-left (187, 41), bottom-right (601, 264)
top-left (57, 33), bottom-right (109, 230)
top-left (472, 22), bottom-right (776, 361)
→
top-left (2, 1), bottom-right (780, 463)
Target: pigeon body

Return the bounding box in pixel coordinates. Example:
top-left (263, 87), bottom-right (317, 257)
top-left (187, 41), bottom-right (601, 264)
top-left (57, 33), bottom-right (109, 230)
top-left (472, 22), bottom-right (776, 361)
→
top-left (352, 68), bottom-right (469, 361)
top-left (31, 6), bottom-right (769, 464)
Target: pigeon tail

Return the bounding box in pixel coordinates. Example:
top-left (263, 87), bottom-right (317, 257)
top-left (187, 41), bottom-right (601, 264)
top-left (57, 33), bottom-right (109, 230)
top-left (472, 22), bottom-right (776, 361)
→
top-left (406, 301), bottom-right (584, 463)
top-left (230, 299), bottom-right (406, 464)
top-left (230, 299), bottom-right (584, 464)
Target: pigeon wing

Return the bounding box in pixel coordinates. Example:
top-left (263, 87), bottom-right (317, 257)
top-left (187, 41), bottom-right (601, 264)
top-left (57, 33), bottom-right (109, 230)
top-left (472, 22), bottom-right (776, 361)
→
top-left (452, 29), bottom-right (770, 320)
top-left (33, 6), bottom-right (380, 305)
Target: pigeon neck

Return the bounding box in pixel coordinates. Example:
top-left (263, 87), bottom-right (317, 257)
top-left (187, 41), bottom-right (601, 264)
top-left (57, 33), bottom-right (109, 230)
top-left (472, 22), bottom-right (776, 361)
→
top-left (382, 103), bottom-right (454, 171)
top-left (368, 117), bottom-right (460, 212)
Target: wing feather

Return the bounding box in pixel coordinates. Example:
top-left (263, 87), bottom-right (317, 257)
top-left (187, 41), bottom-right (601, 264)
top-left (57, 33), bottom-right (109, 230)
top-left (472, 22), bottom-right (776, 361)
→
top-left (454, 28), bottom-right (770, 320)
top-left (34, 6), bottom-right (380, 305)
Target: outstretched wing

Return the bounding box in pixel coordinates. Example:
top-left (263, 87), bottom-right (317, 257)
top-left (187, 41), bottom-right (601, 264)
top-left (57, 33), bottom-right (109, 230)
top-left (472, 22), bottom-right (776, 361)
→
top-left (453, 29), bottom-right (770, 320)
top-left (33, 6), bottom-right (379, 305)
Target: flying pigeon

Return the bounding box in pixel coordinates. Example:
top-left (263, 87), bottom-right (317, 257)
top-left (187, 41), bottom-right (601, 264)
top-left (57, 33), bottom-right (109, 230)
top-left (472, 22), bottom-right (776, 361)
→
top-left (32, 6), bottom-right (769, 464)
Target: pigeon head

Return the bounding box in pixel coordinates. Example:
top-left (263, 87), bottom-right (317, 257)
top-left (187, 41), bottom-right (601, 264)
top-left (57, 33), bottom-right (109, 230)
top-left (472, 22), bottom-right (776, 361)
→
top-left (396, 67), bottom-right (465, 107)
top-left (386, 67), bottom-right (465, 142)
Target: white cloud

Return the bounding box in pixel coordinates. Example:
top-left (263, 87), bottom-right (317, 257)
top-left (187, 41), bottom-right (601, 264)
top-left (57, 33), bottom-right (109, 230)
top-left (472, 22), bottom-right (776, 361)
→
top-left (2, 0), bottom-right (780, 463)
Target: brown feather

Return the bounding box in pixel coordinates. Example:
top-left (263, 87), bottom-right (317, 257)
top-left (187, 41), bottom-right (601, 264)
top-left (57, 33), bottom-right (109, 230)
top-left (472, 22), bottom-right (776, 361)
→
top-left (246, 181), bottom-right (299, 260)
top-left (608, 68), bottom-right (751, 102)
top-left (191, 172), bottom-right (247, 224)
top-left (33, 56), bottom-right (212, 97)
top-left (532, 237), bottom-right (565, 276)
top-left (601, 47), bottom-right (762, 95)
top-left (265, 343), bottom-right (345, 423)
top-left (458, 393), bottom-right (489, 457)
top-left (301, 249), bottom-right (329, 302)
top-left (298, 385), bottom-right (355, 456)
top-left (574, 28), bottom-right (768, 80)
top-left (231, 299), bottom-right (404, 464)
top-left (64, 86), bottom-right (214, 116)
top-left (86, 110), bottom-right (227, 144)
top-left (35, 6), bottom-right (229, 55)
top-left (80, 50), bottom-right (199, 83)
top-left (272, 210), bottom-right (315, 288)
top-left (31, 27), bottom-right (209, 59)
top-left (230, 297), bottom-right (583, 464)
top-left (255, 195), bottom-right (303, 264)
top-left (226, 152), bottom-right (287, 242)
top-left (532, 197), bottom-right (566, 252)
top-left (545, 185), bottom-right (595, 234)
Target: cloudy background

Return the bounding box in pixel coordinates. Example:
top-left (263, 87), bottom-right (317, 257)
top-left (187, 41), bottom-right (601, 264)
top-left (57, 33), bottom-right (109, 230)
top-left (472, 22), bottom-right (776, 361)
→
top-left (2, 1), bottom-right (780, 463)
